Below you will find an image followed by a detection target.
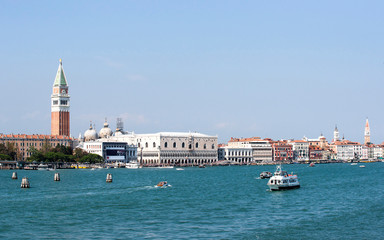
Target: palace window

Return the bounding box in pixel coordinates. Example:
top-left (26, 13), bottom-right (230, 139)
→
top-left (53, 100), bottom-right (58, 105)
top-left (173, 142), bottom-right (176, 148)
top-left (204, 144), bottom-right (207, 149)
top-left (164, 142), bottom-right (168, 148)
top-left (153, 142), bottom-right (156, 148)
top-left (145, 142), bottom-right (148, 148)
top-left (195, 143), bottom-right (198, 148)
top-left (182, 142), bottom-right (185, 148)
top-left (212, 144), bottom-right (215, 149)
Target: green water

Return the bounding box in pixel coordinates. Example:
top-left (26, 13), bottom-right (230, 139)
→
top-left (0, 163), bottom-right (383, 239)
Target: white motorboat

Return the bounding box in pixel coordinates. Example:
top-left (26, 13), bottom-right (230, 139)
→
top-left (260, 171), bottom-right (272, 179)
top-left (126, 161), bottom-right (140, 169)
top-left (351, 163), bottom-right (358, 166)
top-left (267, 165), bottom-right (300, 191)
top-left (37, 164), bottom-right (49, 170)
top-left (359, 165), bottom-right (366, 168)
top-left (176, 168), bottom-right (184, 171)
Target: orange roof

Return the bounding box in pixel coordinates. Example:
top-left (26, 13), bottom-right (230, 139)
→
top-left (0, 134), bottom-right (73, 140)
top-left (229, 137), bottom-right (265, 143)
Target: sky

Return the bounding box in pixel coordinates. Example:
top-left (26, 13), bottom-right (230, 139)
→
top-left (0, 1), bottom-right (383, 144)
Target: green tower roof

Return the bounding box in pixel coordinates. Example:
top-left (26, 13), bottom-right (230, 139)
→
top-left (53, 59), bottom-right (68, 86)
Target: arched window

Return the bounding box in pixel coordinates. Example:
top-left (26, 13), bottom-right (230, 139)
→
top-left (212, 144), bottom-right (215, 149)
top-left (195, 142), bottom-right (199, 148)
top-left (153, 142), bottom-right (156, 148)
top-left (182, 142), bottom-right (185, 148)
top-left (204, 144), bottom-right (207, 149)
top-left (173, 142), bottom-right (177, 148)
top-left (189, 144), bottom-right (192, 149)
top-left (164, 142), bottom-right (168, 148)
top-left (138, 143), bottom-right (140, 148)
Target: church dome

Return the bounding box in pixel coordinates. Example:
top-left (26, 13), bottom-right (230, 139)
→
top-left (84, 123), bottom-right (98, 141)
top-left (99, 120), bottom-right (113, 138)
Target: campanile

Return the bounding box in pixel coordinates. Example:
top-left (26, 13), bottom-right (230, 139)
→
top-left (51, 59), bottom-right (70, 136)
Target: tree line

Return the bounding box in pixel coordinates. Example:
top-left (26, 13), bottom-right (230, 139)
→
top-left (0, 142), bottom-right (104, 164)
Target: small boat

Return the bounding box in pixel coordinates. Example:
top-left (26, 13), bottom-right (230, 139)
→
top-left (156, 181), bottom-right (170, 187)
top-left (126, 161), bottom-right (140, 169)
top-left (267, 165), bottom-right (300, 191)
top-left (260, 171), bottom-right (272, 179)
top-left (309, 162), bottom-right (315, 167)
top-left (176, 168), bottom-right (184, 171)
top-left (351, 163), bottom-right (358, 166)
top-left (359, 165), bottom-right (366, 168)
top-left (199, 164), bottom-right (206, 168)
top-left (37, 164), bottom-right (49, 170)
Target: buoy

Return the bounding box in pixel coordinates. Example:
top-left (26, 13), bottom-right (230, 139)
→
top-left (12, 172), bottom-right (18, 179)
top-left (21, 177), bottom-right (30, 188)
top-left (106, 173), bottom-right (112, 183)
top-left (54, 172), bottom-right (60, 181)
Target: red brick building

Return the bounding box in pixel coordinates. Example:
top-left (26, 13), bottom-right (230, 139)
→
top-left (0, 134), bottom-right (73, 161)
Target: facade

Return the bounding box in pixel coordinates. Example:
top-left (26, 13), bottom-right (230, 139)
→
top-left (0, 134), bottom-right (73, 161)
top-left (332, 140), bottom-right (362, 161)
top-left (107, 132), bottom-right (218, 166)
top-left (364, 118), bottom-right (370, 145)
top-left (51, 59), bottom-right (70, 136)
top-left (220, 137), bottom-right (273, 164)
top-left (269, 140), bottom-right (293, 162)
top-left (367, 145), bottom-right (383, 160)
top-left (288, 140), bottom-right (309, 161)
top-left (82, 141), bottom-right (137, 164)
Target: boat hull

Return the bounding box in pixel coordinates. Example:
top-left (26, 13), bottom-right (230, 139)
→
top-left (269, 184), bottom-right (300, 191)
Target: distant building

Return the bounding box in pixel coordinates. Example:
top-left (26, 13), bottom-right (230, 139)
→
top-left (364, 118), bottom-right (371, 145)
top-left (220, 137), bottom-right (273, 164)
top-left (331, 140), bottom-right (362, 161)
top-left (106, 132), bottom-right (218, 166)
top-left (0, 134), bottom-right (73, 161)
top-left (267, 140), bottom-right (293, 163)
top-left (51, 59), bottom-right (70, 136)
top-left (288, 140), bottom-right (309, 161)
top-left (81, 141), bottom-right (137, 164)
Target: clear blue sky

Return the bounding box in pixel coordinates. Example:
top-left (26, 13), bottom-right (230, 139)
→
top-left (1, 1), bottom-right (383, 143)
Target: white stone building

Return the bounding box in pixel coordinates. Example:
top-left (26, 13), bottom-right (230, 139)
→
top-left (219, 137), bottom-right (273, 164)
top-left (288, 140), bottom-right (309, 161)
top-left (108, 132), bottom-right (218, 166)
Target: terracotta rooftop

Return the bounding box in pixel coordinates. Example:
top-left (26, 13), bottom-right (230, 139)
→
top-left (0, 134), bottom-right (72, 140)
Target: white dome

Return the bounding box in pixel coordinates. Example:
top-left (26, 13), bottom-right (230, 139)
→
top-left (84, 124), bottom-right (98, 141)
top-left (99, 120), bottom-right (113, 138)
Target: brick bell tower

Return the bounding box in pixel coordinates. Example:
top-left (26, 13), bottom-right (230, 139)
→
top-left (51, 59), bottom-right (70, 136)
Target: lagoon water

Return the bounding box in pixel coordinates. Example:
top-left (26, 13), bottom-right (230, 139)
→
top-left (0, 163), bottom-right (383, 239)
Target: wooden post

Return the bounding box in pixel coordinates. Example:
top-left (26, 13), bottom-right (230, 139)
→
top-left (54, 172), bottom-right (60, 181)
top-left (106, 173), bottom-right (112, 183)
top-left (12, 172), bottom-right (18, 179)
top-left (21, 177), bottom-right (30, 188)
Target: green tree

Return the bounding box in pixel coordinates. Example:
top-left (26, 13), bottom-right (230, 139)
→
top-left (0, 153), bottom-right (11, 160)
top-left (73, 148), bottom-right (88, 162)
top-left (79, 154), bottom-right (104, 164)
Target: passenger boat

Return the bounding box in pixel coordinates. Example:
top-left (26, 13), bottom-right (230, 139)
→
top-left (125, 161), bottom-right (140, 169)
top-left (267, 165), bottom-right (300, 191)
top-left (260, 171), bottom-right (272, 179)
